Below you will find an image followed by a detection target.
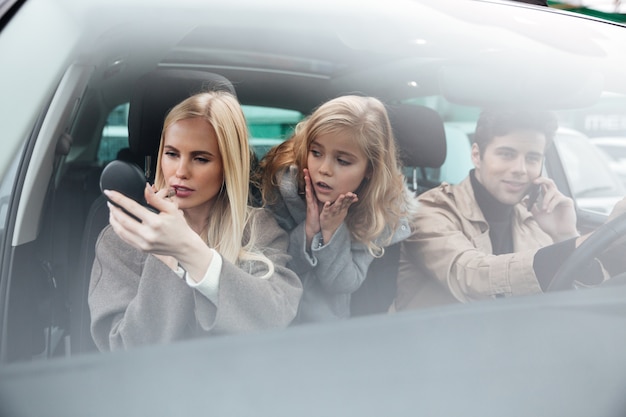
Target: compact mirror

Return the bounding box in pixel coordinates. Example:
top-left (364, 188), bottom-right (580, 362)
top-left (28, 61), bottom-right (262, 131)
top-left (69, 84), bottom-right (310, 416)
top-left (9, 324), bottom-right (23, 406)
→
top-left (100, 160), bottom-right (157, 218)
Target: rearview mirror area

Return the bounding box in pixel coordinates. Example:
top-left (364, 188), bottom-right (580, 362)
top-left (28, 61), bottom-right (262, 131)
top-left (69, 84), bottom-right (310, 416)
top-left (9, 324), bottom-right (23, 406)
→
top-left (439, 58), bottom-right (604, 110)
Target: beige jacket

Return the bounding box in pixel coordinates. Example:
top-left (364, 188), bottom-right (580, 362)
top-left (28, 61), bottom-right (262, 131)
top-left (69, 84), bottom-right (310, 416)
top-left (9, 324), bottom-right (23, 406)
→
top-left (394, 177), bottom-right (554, 310)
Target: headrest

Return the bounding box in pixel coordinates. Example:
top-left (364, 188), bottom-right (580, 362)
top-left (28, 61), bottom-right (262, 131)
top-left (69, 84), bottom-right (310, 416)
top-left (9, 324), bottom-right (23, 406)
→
top-left (388, 104), bottom-right (446, 168)
top-left (128, 69), bottom-right (236, 158)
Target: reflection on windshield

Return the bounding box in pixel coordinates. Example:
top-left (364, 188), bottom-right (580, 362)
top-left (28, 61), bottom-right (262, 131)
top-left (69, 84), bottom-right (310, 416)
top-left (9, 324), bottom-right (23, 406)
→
top-left (554, 129), bottom-right (625, 213)
top-left (601, 144), bottom-right (626, 160)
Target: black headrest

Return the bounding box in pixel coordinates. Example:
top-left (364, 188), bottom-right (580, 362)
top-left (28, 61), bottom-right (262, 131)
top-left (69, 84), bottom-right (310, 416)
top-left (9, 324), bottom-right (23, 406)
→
top-left (128, 69), bottom-right (236, 158)
top-left (388, 104), bottom-right (446, 168)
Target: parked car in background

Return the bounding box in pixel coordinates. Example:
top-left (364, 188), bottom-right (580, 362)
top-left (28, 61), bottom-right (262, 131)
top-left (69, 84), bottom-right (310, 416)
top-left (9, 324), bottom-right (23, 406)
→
top-left (549, 128), bottom-right (626, 214)
top-left (2, 0), bottom-right (626, 416)
top-left (590, 136), bottom-right (626, 187)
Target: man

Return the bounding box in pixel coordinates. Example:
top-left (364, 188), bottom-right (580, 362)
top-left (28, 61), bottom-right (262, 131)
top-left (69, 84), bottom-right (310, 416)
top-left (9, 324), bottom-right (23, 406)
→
top-left (393, 109), bottom-right (621, 310)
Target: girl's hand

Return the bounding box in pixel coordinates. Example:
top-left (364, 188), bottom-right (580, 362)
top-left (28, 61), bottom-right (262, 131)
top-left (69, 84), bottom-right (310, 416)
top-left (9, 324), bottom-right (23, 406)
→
top-left (303, 168), bottom-right (321, 249)
top-left (319, 192), bottom-right (358, 244)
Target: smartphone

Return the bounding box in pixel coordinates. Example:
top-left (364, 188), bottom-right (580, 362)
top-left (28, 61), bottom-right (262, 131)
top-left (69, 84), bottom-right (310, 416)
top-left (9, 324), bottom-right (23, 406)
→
top-left (99, 160), bottom-right (158, 220)
top-left (526, 183), bottom-right (543, 210)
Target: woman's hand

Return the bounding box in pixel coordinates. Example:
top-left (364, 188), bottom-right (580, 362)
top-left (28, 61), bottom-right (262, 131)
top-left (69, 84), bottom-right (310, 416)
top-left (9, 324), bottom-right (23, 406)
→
top-left (104, 184), bottom-right (195, 260)
top-left (105, 184), bottom-right (214, 282)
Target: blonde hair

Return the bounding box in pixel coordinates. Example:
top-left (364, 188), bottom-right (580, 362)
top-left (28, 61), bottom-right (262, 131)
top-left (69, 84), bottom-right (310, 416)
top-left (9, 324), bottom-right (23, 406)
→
top-left (155, 91), bottom-right (274, 277)
top-left (259, 95), bottom-right (414, 257)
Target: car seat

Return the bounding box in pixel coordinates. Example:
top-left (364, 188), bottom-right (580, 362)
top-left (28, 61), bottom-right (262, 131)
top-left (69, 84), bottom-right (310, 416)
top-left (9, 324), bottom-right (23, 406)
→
top-left (350, 103), bottom-right (446, 316)
top-left (71, 69), bottom-right (237, 354)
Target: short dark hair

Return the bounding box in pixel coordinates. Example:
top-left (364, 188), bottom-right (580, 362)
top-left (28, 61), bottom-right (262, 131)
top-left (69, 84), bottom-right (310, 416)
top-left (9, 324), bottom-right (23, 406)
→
top-left (473, 109), bottom-right (558, 155)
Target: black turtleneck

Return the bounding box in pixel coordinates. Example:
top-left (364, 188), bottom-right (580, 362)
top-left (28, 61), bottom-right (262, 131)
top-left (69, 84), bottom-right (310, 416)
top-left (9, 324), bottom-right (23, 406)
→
top-left (470, 170), bottom-right (514, 255)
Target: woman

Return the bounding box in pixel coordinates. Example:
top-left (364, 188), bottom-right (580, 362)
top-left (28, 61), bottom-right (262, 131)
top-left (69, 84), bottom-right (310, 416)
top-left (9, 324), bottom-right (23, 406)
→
top-left (89, 91), bottom-right (302, 351)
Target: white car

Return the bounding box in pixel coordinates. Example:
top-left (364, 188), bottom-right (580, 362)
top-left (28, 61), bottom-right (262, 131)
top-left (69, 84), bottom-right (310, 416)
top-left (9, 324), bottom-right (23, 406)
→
top-left (2, 1), bottom-right (626, 416)
top-left (550, 129), bottom-right (626, 214)
top-left (590, 137), bottom-right (626, 186)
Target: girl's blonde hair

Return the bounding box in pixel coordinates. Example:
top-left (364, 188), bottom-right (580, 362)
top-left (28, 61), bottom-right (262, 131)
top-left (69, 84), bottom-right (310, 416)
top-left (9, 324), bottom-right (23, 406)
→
top-left (259, 95), bottom-right (414, 257)
top-left (155, 90), bottom-right (274, 277)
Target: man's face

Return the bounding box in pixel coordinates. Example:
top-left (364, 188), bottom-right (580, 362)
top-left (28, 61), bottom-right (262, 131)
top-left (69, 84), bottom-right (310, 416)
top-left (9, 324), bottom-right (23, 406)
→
top-left (472, 130), bottom-right (546, 205)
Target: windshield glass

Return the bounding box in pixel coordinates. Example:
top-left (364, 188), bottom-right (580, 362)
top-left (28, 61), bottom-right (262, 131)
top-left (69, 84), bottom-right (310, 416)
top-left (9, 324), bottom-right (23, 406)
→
top-left (554, 128), bottom-right (625, 213)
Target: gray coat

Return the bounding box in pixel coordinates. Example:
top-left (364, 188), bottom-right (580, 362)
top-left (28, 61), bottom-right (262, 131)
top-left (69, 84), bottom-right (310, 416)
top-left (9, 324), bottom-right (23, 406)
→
top-left (268, 166), bottom-right (411, 323)
top-left (88, 207), bottom-right (302, 351)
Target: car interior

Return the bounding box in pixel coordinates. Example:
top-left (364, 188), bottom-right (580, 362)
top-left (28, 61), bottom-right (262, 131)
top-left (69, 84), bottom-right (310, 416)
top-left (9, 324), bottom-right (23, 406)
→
top-left (2, 63), bottom-right (452, 362)
top-left (6, 2), bottom-right (626, 416)
top-left (3, 0), bottom-right (626, 367)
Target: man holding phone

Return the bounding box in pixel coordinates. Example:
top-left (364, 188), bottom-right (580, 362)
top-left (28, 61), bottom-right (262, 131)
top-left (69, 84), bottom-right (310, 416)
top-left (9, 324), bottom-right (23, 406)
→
top-left (393, 109), bottom-right (615, 310)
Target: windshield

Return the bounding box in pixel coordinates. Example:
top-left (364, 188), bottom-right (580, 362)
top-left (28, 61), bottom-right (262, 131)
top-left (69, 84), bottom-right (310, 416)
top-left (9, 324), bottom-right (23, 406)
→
top-left (3, 2), bottom-right (626, 415)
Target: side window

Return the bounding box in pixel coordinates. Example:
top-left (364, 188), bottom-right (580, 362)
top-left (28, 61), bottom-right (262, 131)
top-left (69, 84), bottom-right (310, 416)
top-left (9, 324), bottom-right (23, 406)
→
top-left (97, 103), bottom-right (130, 164)
top-left (241, 105), bottom-right (304, 159)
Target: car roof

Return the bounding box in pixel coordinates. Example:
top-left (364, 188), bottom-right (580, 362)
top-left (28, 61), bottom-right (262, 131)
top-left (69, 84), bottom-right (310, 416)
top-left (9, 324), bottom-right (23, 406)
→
top-left (33, 0), bottom-right (626, 107)
top-left (3, 0), bottom-right (626, 174)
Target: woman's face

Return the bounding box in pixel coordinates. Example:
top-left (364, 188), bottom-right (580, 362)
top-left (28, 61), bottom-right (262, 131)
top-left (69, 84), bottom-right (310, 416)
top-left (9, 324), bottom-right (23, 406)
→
top-left (306, 130), bottom-right (369, 205)
top-left (160, 117), bottom-right (224, 215)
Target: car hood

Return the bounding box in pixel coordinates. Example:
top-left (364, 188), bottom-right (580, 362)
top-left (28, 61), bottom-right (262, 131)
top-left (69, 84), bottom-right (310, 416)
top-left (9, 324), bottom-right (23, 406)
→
top-left (2, 284), bottom-right (626, 417)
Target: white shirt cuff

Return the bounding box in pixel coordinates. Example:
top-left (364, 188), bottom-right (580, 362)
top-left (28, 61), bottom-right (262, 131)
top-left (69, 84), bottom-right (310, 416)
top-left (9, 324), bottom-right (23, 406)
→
top-left (184, 248), bottom-right (222, 305)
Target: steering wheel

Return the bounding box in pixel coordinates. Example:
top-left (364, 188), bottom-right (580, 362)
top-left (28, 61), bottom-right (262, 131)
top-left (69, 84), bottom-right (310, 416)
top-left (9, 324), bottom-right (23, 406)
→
top-left (547, 212), bottom-right (626, 291)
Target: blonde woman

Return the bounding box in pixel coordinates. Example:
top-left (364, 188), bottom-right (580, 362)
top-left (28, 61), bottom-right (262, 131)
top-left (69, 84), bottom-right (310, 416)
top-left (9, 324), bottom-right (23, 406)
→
top-left (258, 95), bottom-right (416, 323)
top-left (89, 91), bottom-right (302, 351)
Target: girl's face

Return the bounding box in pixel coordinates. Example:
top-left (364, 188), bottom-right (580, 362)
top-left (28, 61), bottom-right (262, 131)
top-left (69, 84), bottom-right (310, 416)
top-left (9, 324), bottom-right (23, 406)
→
top-left (307, 131), bottom-right (369, 205)
top-left (160, 117), bottom-right (224, 215)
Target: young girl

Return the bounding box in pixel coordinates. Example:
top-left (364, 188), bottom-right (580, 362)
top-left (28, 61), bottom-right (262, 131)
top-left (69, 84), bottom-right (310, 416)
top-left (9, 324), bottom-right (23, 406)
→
top-left (89, 91), bottom-right (302, 351)
top-left (257, 95), bottom-right (415, 323)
